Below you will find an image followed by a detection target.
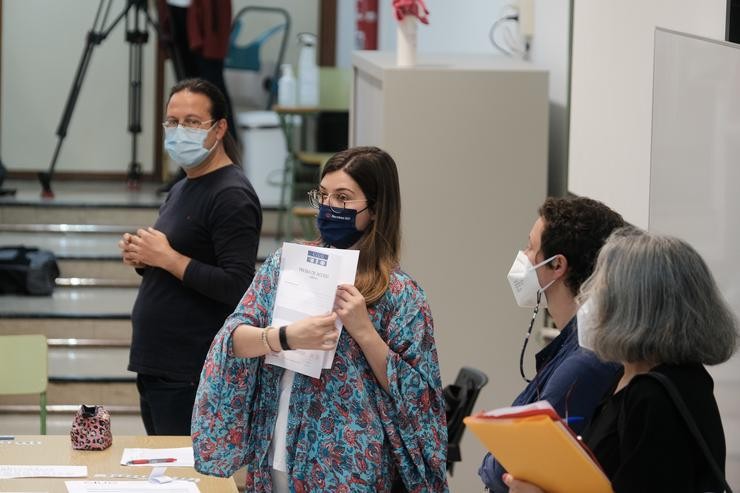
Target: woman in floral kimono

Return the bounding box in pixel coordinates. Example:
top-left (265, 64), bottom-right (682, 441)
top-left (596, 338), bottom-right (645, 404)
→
top-left (192, 146), bottom-right (449, 492)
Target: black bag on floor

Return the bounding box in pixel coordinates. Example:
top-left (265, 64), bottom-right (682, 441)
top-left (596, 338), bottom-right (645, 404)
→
top-left (0, 246), bottom-right (60, 295)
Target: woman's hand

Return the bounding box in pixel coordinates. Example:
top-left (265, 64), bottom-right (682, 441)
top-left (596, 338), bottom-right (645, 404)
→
top-left (118, 232), bottom-right (145, 268)
top-left (334, 284), bottom-right (374, 344)
top-left (502, 473), bottom-right (546, 493)
top-left (285, 313), bottom-right (339, 351)
top-left (334, 284), bottom-right (391, 392)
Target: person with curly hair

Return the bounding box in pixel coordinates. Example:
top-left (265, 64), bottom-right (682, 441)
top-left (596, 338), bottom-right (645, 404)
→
top-left (479, 197), bottom-right (625, 492)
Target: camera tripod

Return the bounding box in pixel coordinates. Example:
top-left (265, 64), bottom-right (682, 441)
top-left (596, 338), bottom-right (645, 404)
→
top-left (39, 0), bottom-right (162, 198)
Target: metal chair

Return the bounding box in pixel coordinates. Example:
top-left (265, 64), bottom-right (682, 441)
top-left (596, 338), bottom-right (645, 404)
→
top-left (0, 334), bottom-right (48, 434)
top-left (445, 366), bottom-right (489, 475)
top-left (225, 6), bottom-right (290, 109)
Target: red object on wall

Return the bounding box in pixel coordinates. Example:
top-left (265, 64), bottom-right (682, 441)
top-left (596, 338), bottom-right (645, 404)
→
top-left (356, 0), bottom-right (378, 50)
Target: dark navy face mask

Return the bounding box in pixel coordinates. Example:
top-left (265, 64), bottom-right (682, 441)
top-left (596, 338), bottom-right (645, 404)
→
top-left (316, 204), bottom-right (367, 248)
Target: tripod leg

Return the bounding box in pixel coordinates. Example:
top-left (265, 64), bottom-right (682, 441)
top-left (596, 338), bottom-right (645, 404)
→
top-left (39, 32), bottom-right (102, 198)
top-left (0, 158), bottom-right (17, 197)
top-left (126, 36), bottom-right (144, 189)
top-left (40, 0), bottom-right (128, 197)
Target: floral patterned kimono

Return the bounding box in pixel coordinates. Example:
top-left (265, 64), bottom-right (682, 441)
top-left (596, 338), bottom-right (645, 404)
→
top-left (192, 251), bottom-right (449, 492)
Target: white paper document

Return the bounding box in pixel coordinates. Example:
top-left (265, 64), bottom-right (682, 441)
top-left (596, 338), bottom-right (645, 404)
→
top-left (120, 447), bottom-right (194, 467)
top-left (265, 243), bottom-right (359, 378)
top-left (65, 481), bottom-right (200, 493)
top-left (0, 465), bottom-right (87, 479)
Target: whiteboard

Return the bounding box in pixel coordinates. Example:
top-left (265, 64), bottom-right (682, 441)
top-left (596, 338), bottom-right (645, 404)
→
top-left (568, 0), bottom-right (726, 228)
top-left (650, 27), bottom-right (740, 481)
top-left (650, 28), bottom-right (740, 319)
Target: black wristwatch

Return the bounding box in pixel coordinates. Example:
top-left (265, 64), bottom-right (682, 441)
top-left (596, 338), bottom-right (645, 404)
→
top-left (279, 325), bottom-right (291, 351)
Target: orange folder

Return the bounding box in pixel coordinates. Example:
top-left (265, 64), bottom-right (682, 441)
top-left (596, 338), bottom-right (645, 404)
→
top-left (464, 402), bottom-right (613, 493)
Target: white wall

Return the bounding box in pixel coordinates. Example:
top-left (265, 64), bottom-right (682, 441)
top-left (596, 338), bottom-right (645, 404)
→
top-left (378, 0), bottom-right (505, 53)
top-left (568, 0), bottom-right (726, 227)
top-left (1, 0), bottom-right (157, 174)
top-left (529, 0), bottom-right (571, 196)
top-left (373, 0), bottom-right (572, 196)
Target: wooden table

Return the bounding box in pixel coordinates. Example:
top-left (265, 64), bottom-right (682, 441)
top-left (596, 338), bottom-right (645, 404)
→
top-left (0, 435), bottom-right (237, 493)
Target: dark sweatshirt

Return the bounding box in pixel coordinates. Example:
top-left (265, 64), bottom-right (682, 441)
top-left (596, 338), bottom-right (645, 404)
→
top-left (129, 164), bottom-right (261, 380)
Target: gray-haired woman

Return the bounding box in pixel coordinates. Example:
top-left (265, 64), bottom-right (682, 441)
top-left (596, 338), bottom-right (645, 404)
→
top-left (504, 227), bottom-right (738, 493)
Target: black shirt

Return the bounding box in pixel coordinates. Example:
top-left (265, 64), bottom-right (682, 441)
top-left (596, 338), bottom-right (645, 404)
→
top-left (129, 164), bottom-right (262, 380)
top-left (584, 363), bottom-right (726, 493)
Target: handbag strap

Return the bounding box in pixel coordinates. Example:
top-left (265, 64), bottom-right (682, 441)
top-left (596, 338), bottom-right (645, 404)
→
top-left (643, 372), bottom-right (733, 493)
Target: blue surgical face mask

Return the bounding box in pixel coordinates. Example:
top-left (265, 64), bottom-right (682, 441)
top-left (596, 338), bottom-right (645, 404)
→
top-left (164, 124), bottom-right (217, 169)
top-left (317, 204), bottom-right (367, 249)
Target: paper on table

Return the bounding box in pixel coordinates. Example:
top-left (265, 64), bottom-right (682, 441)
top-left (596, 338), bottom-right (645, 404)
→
top-left (265, 243), bottom-right (359, 378)
top-left (120, 447), bottom-right (194, 467)
top-left (65, 481), bottom-right (200, 493)
top-left (0, 465), bottom-right (87, 479)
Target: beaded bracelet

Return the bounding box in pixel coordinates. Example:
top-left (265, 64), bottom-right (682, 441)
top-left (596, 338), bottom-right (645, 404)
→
top-left (260, 327), bottom-right (271, 352)
top-left (265, 326), bottom-right (279, 352)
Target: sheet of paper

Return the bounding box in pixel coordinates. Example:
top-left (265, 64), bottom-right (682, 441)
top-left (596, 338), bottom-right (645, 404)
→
top-left (0, 465), bottom-right (87, 479)
top-left (265, 243), bottom-right (359, 378)
top-left (65, 481), bottom-right (200, 493)
top-left (120, 447), bottom-right (194, 467)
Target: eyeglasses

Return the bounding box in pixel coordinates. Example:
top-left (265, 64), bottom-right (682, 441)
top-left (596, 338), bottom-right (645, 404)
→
top-left (161, 118), bottom-right (215, 130)
top-left (307, 189), bottom-right (368, 213)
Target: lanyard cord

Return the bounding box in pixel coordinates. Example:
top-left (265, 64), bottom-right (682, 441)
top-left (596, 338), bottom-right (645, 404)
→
top-left (519, 290), bottom-right (542, 383)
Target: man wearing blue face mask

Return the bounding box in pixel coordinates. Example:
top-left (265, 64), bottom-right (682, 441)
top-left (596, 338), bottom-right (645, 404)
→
top-left (119, 78), bottom-right (262, 436)
top-left (478, 197), bottom-right (624, 492)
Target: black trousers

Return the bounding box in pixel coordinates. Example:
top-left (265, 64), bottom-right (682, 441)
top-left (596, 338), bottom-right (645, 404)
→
top-left (136, 373), bottom-right (198, 436)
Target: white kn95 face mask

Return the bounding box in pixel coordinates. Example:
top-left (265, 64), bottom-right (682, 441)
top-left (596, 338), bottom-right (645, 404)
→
top-left (577, 297), bottom-right (598, 351)
top-left (506, 251), bottom-right (558, 308)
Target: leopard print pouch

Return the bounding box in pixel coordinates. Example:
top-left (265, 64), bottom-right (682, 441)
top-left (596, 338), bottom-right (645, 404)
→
top-left (70, 405), bottom-right (112, 450)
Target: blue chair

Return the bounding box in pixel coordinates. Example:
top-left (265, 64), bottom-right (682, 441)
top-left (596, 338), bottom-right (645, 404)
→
top-left (225, 6), bottom-right (290, 109)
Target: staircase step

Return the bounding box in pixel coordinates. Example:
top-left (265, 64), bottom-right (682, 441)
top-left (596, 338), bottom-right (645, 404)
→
top-left (0, 210), bottom-right (305, 238)
top-left (56, 277), bottom-right (140, 288)
top-left (0, 319), bottom-right (131, 339)
top-left (1, 231), bottom-right (126, 256)
top-left (1, 381), bottom-right (138, 406)
top-left (49, 345), bottom-right (132, 380)
top-left (58, 259), bottom-right (142, 283)
top-left (0, 207), bottom-right (158, 228)
top-left (0, 287), bottom-right (136, 319)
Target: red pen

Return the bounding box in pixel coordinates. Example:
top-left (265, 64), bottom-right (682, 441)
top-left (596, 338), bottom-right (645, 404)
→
top-left (126, 458), bottom-right (177, 465)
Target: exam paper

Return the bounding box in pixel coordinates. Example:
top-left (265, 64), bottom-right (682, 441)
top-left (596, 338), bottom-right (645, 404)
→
top-left (0, 465), bottom-right (87, 479)
top-left (65, 481), bottom-right (200, 493)
top-left (265, 243), bottom-right (359, 378)
top-left (120, 447), bottom-right (194, 467)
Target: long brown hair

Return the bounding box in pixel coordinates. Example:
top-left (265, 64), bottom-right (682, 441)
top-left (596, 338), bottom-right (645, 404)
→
top-left (167, 78), bottom-right (241, 165)
top-left (321, 147), bottom-right (401, 305)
